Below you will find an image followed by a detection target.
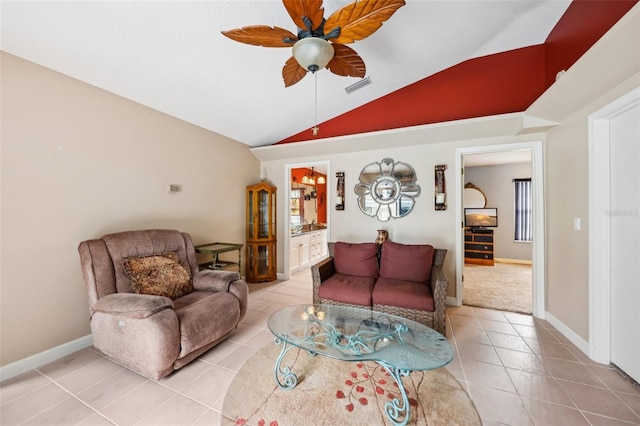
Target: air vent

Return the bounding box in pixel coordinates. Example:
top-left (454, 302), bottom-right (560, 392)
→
top-left (345, 76), bottom-right (372, 94)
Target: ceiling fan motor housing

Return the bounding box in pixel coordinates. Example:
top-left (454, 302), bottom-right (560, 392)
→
top-left (292, 37), bottom-right (335, 72)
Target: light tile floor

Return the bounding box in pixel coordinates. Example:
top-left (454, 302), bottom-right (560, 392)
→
top-left (2, 268), bottom-right (639, 425)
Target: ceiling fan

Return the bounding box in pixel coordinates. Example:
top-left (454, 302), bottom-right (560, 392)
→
top-left (222, 0), bottom-right (406, 87)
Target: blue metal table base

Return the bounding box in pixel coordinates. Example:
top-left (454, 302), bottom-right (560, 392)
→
top-left (378, 361), bottom-right (411, 426)
top-left (273, 336), bottom-right (413, 426)
top-left (273, 337), bottom-right (299, 390)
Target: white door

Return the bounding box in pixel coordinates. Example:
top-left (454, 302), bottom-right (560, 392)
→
top-left (609, 101), bottom-right (640, 383)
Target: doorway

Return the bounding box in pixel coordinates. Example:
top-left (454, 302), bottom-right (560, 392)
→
top-left (461, 150), bottom-right (533, 314)
top-left (285, 161), bottom-right (330, 277)
top-left (455, 141), bottom-right (545, 318)
top-left (589, 87), bottom-right (640, 382)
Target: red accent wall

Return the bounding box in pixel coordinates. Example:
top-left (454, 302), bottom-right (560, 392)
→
top-left (291, 168), bottom-right (327, 224)
top-left (276, 0), bottom-right (637, 145)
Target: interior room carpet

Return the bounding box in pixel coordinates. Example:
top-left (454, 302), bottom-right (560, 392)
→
top-left (463, 262), bottom-right (532, 314)
top-left (221, 341), bottom-right (481, 426)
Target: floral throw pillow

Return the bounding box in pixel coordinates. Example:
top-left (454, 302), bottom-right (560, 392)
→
top-left (123, 252), bottom-right (193, 300)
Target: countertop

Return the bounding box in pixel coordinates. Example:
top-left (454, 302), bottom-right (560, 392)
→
top-left (290, 226), bottom-right (327, 236)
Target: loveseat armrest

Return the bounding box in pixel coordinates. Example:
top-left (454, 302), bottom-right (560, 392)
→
top-left (92, 293), bottom-right (174, 319)
top-left (193, 270), bottom-right (248, 321)
top-left (311, 256), bottom-right (336, 304)
top-left (430, 261), bottom-right (448, 335)
top-left (431, 265), bottom-right (448, 300)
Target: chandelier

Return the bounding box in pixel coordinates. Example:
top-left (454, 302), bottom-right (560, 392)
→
top-left (301, 167), bottom-right (326, 186)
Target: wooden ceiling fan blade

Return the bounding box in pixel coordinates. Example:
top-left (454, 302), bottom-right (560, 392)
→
top-left (325, 0), bottom-right (405, 45)
top-left (221, 26), bottom-right (297, 47)
top-left (326, 44), bottom-right (366, 78)
top-left (283, 56), bottom-right (308, 87)
top-left (283, 0), bottom-right (325, 32)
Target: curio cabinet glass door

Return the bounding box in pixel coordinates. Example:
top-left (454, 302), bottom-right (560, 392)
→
top-left (246, 181), bottom-right (277, 282)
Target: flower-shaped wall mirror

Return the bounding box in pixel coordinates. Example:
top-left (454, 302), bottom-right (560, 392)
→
top-left (354, 158), bottom-right (421, 221)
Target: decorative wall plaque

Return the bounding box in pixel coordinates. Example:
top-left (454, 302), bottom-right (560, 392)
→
top-left (335, 172), bottom-right (345, 210)
top-left (435, 164), bottom-right (446, 211)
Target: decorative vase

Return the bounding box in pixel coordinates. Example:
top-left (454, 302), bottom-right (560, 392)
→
top-left (375, 229), bottom-right (389, 246)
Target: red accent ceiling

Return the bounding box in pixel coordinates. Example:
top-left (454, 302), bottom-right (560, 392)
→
top-left (277, 0), bottom-right (637, 145)
top-left (544, 0), bottom-right (638, 87)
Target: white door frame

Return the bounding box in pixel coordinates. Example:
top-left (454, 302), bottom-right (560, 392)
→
top-left (588, 87), bottom-right (640, 363)
top-left (455, 141), bottom-right (546, 318)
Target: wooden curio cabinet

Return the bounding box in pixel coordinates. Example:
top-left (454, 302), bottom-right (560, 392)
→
top-left (246, 181), bottom-right (277, 283)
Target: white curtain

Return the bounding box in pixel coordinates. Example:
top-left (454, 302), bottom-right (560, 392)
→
top-left (514, 178), bottom-right (532, 241)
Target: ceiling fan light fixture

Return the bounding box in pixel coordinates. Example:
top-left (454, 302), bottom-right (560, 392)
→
top-left (292, 37), bottom-right (334, 72)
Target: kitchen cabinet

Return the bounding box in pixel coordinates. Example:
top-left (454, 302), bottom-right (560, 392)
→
top-left (290, 229), bottom-right (326, 272)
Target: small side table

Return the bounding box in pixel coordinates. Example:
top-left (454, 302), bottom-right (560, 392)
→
top-left (194, 242), bottom-right (243, 273)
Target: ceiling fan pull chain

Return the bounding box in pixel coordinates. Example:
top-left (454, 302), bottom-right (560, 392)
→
top-left (312, 72), bottom-right (320, 136)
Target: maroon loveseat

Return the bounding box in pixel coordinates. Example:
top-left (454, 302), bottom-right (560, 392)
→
top-left (311, 241), bottom-right (448, 335)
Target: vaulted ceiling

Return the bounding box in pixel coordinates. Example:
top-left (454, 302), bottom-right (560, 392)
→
top-left (1, 1), bottom-right (635, 147)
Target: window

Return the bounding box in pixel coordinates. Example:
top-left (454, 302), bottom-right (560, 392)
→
top-left (290, 189), bottom-right (304, 226)
top-left (514, 178), bottom-right (532, 242)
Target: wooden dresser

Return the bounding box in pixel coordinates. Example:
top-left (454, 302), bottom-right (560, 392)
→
top-left (464, 229), bottom-right (494, 266)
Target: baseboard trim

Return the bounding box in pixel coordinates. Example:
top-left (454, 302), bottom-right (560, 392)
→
top-left (446, 296), bottom-right (459, 306)
top-left (545, 311), bottom-right (590, 356)
top-left (494, 258), bottom-right (533, 265)
top-left (0, 335), bottom-right (93, 382)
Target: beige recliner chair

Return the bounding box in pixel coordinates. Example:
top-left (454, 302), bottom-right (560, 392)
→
top-left (78, 229), bottom-right (248, 380)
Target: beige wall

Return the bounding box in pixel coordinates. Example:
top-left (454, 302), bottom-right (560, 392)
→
top-left (544, 74), bottom-right (640, 340)
top-left (255, 4), bottom-right (639, 346)
top-left (259, 72), bottom-right (638, 344)
top-left (258, 133), bottom-right (543, 299)
top-left (1, 53), bottom-right (259, 366)
top-left (2, 4), bottom-right (637, 369)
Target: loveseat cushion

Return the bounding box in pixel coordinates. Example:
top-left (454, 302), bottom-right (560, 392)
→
top-left (379, 241), bottom-right (434, 283)
top-left (317, 273), bottom-right (376, 307)
top-left (333, 242), bottom-right (379, 277)
top-left (173, 290), bottom-right (240, 358)
top-left (372, 277), bottom-right (435, 312)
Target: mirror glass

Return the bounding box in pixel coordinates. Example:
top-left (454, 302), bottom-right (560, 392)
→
top-left (464, 183), bottom-right (487, 208)
top-left (354, 158), bottom-right (421, 221)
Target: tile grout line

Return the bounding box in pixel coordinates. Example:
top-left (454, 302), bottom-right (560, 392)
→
top-left (481, 305), bottom-right (640, 425)
top-left (488, 307), bottom-right (595, 424)
top-left (445, 312), bottom-right (472, 395)
top-left (474, 307), bottom-right (537, 426)
top-left (34, 370), bottom-right (117, 426)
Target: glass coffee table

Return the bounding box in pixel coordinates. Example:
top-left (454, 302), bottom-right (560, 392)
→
top-left (267, 304), bottom-right (453, 426)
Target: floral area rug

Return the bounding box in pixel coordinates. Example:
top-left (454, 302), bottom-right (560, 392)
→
top-left (221, 342), bottom-right (480, 426)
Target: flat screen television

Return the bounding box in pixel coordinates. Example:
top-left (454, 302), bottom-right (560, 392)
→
top-left (464, 208), bottom-right (498, 229)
